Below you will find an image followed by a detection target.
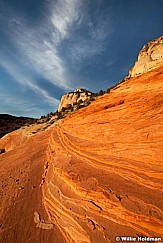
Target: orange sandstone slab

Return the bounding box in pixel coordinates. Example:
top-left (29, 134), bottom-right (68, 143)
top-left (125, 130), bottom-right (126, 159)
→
top-left (0, 66), bottom-right (163, 243)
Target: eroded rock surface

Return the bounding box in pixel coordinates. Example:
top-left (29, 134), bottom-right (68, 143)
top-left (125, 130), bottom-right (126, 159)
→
top-left (58, 88), bottom-right (94, 112)
top-left (0, 66), bottom-right (163, 242)
top-left (34, 211), bottom-right (53, 229)
top-left (129, 36), bottom-right (163, 77)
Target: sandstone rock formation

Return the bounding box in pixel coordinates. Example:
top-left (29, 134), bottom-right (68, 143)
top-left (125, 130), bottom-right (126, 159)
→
top-left (0, 65), bottom-right (163, 242)
top-left (128, 36), bottom-right (163, 78)
top-left (58, 88), bottom-right (94, 112)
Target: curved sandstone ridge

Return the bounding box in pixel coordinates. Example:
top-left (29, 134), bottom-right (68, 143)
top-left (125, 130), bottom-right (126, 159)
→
top-left (0, 66), bottom-right (163, 242)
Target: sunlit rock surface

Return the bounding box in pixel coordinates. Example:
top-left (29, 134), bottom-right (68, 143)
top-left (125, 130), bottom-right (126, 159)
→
top-left (0, 66), bottom-right (163, 242)
top-left (58, 88), bottom-right (93, 112)
top-left (129, 36), bottom-right (163, 78)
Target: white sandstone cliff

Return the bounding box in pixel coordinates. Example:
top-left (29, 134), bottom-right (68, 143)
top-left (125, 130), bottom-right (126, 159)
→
top-left (129, 36), bottom-right (163, 78)
top-left (58, 88), bottom-right (93, 112)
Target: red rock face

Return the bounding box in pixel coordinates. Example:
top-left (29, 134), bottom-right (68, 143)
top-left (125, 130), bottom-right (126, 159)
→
top-left (0, 66), bottom-right (163, 243)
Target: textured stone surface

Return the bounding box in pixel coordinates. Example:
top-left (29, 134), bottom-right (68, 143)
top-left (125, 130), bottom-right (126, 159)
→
top-left (129, 36), bottom-right (163, 77)
top-left (58, 88), bottom-right (93, 112)
top-left (0, 66), bottom-right (163, 243)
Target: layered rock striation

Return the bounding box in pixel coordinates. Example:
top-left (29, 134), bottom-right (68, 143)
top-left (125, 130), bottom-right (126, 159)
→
top-left (0, 65), bottom-right (163, 242)
top-left (128, 36), bottom-right (163, 78)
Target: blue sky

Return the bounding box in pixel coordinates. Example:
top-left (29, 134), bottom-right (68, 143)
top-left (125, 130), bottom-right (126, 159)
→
top-left (0, 0), bottom-right (163, 118)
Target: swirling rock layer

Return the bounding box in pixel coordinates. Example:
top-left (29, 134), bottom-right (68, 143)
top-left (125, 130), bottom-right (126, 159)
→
top-left (0, 66), bottom-right (163, 243)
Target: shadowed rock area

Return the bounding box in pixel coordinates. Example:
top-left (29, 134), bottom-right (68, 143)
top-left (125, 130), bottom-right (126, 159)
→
top-left (0, 114), bottom-right (37, 139)
top-left (0, 64), bottom-right (163, 242)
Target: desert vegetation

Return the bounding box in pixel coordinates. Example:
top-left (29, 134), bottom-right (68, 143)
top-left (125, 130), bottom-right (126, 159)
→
top-left (0, 148), bottom-right (5, 154)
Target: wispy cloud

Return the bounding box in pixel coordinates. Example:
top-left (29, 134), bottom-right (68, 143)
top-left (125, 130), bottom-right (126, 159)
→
top-left (0, 0), bottom-right (112, 116)
top-left (0, 92), bottom-right (45, 117)
top-left (58, 1), bottom-right (112, 63)
top-left (0, 58), bottom-right (59, 107)
top-left (8, 0), bottom-right (110, 87)
top-left (1, 0), bottom-right (111, 89)
top-left (6, 0), bottom-right (84, 91)
top-left (10, 23), bottom-right (71, 90)
top-left (50, 0), bottom-right (83, 39)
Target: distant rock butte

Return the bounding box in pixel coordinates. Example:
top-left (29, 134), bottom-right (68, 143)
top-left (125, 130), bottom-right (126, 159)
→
top-left (128, 36), bottom-right (163, 78)
top-left (58, 88), bottom-right (93, 112)
top-left (0, 64), bottom-right (163, 243)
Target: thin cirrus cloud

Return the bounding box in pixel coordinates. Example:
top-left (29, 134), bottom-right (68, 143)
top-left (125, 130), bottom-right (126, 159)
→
top-left (0, 0), bottom-right (111, 117)
top-left (0, 92), bottom-right (45, 118)
top-left (9, 0), bottom-right (86, 90)
top-left (57, 1), bottom-right (112, 64)
top-left (10, 19), bottom-right (71, 90)
top-left (0, 57), bottom-right (59, 107)
top-left (9, 0), bottom-right (109, 87)
top-left (51, 0), bottom-right (83, 39)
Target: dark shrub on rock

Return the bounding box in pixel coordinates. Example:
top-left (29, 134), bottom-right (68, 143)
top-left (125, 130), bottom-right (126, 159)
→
top-left (0, 148), bottom-right (5, 154)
